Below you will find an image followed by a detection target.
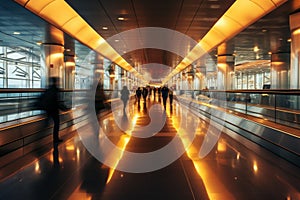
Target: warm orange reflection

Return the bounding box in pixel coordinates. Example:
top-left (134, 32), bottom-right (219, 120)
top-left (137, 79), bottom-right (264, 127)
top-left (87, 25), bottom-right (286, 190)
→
top-left (66, 144), bottom-right (75, 151)
top-left (253, 161), bottom-right (258, 173)
top-left (105, 114), bottom-right (138, 184)
top-left (217, 139), bottom-right (227, 153)
top-left (67, 185), bottom-right (92, 200)
top-left (34, 161), bottom-right (40, 174)
top-left (106, 134), bottom-right (131, 184)
top-left (172, 106), bottom-right (236, 199)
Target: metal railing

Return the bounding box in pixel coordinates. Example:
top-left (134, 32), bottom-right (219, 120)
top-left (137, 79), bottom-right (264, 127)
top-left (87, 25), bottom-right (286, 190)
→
top-left (0, 88), bottom-right (116, 124)
top-left (176, 89), bottom-right (300, 129)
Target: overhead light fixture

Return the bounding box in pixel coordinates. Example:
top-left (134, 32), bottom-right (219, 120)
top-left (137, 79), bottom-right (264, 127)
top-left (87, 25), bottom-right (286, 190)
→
top-left (162, 0), bottom-right (287, 84)
top-left (102, 26), bottom-right (108, 30)
top-left (13, 32), bottom-right (20, 35)
top-left (117, 17), bottom-right (125, 21)
top-left (14, 0), bottom-right (145, 82)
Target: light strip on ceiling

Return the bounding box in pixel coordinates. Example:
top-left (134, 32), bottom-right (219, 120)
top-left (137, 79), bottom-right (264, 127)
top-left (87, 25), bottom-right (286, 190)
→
top-left (14, 0), bottom-right (145, 82)
top-left (162, 0), bottom-right (287, 84)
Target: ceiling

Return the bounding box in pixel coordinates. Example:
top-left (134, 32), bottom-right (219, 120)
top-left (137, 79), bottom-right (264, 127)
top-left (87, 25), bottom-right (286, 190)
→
top-left (0, 0), bottom-right (299, 83)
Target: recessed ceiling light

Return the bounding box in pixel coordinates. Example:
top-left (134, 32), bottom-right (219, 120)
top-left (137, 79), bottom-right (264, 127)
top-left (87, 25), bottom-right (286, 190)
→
top-left (102, 26), bottom-right (108, 30)
top-left (118, 17), bottom-right (125, 21)
top-left (13, 32), bottom-right (20, 35)
top-left (253, 46), bottom-right (259, 52)
top-left (287, 38), bottom-right (292, 42)
top-left (210, 5), bottom-right (220, 9)
top-left (115, 39), bottom-right (119, 42)
top-left (36, 41), bottom-right (42, 45)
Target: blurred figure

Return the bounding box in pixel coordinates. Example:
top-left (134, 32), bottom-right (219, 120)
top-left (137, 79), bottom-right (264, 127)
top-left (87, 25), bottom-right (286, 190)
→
top-left (148, 86), bottom-right (152, 100)
top-left (161, 85), bottom-right (169, 110)
top-left (153, 87), bottom-right (157, 98)
top-left (95, 82), bottom-right (106, 116)
top-left (120, 85), bottom-right (130, 111)
top-left (142, 87), bottom-right (148, 102)
top-left (53, 143), bottom-right (60, 168)
top-left (136, 87), bottom-right (142, 105)
top-left (169, 87), bottom-right (174, 105)
top-left (40, 77), bottom-right (67, 144)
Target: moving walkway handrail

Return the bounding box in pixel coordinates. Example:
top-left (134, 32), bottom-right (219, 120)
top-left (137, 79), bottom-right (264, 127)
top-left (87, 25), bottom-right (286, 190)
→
top-left (177, 89), bottom-right (300, 130)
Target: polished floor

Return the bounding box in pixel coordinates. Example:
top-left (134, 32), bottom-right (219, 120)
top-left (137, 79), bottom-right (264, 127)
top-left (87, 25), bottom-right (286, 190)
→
top-left (1, 95), bottom-right (300, 200)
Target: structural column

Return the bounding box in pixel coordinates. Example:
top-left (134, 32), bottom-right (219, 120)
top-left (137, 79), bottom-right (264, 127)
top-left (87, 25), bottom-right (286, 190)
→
top-left (217, 43), bottom-right (234, 90)
top-left (290, 11), bottom-right (300, 89)
top-left (64, 36), bottom-right (75, 90)
top-left (270, 52), bottom-right (289, 89)
top-left (41, 25), bottom-right (65, 87)
top-left (289, 11), bottom-right (300, 109)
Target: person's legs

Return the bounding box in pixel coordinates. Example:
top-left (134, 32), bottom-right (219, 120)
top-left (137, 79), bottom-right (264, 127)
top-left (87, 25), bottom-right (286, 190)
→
top-left (51, 111), bottom-right (61, 143)
top-left (163, 97), bottom-right (167, 109)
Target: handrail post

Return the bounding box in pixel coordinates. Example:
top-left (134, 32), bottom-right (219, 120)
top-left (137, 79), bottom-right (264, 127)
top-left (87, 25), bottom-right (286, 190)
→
top-left (274, 94), bottom-right (277, 123)
top-left (245, 93), bottom-right (248, 115)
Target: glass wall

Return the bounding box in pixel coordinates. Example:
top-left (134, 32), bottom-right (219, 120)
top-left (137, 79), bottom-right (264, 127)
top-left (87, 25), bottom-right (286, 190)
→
top-left (234, 70), bottom-right (270, 89)
top-left (0, 46), bottom-right (42, 88)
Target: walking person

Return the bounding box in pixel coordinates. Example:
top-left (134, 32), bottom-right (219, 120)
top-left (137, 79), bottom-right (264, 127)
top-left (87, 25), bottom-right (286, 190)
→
top-left (169, 88), bottom-right (174, 105)
top-left (120, 85), bottom-right (130, 111)
top-left (40, 77), bottom-right (68, 144)
top-left (142, 87), bottom-right (148, 102)
top-left (136, 87), bottom-right (142, 105)
top-left (95, 82), bottom-right (106, 116)
top-left (161, 85), bottom-right (169, 110)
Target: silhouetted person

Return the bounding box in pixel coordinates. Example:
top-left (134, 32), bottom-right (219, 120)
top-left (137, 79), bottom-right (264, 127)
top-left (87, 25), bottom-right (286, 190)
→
top-left (153, 87), bottom-right (157, 98)
top-left (53, 143), bottom-right (60, 168)
top-left (148, 86), bottom-right (152, 100)
top-left (142, 87), bottom-right (148, 102)
top-left (158, 87), bottom-right (161, 96)
top-left (161, 86), bottom-right (169, 110)
top-left (136, 87), bottom-right (142, 105)
top-left (169, 88), bottom-right (174, 105)
top-left (41, 77), bottom-right (67, 144)
top-left (95, 83), bottom-right (106, 116)
top-left (120, 86), bottom-right (130, 111)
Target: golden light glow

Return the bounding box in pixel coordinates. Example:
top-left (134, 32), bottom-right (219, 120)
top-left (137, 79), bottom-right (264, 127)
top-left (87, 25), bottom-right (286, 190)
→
top-left (293, 28), bottom-right (300, 35)
top-left (14, 0), bottom-right (145, 83)
top-left (105, 114), bottom-right (138, 184)
top-left (35, 161), bottom-right (40, 174)
top-left (105, 134), bottom-right (131, 184)
top-left (253, 161), bottom-right (258, 173)
top-left (65, 61), bottom-right (75, 67)
top-left (162, 0), bottom-right (287, 84)
top-left (66, 144), bottom-right (75, 151)
top-left (217, 140), bottom-right (227, 152)
top-left (95, 69), bottom-right (104, 73)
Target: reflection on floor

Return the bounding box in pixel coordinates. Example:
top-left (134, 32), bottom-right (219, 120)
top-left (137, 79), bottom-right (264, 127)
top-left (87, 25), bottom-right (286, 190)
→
top-left (0, 95), bottom-right (300, 200)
